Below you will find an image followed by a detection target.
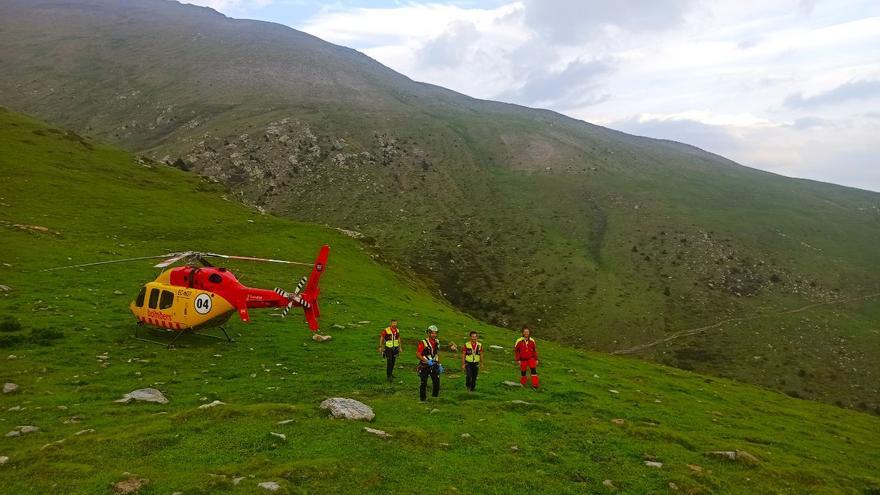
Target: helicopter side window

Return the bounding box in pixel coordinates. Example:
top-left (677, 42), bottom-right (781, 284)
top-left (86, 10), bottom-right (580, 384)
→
top-left (148, 288), bottom-right (160, 309)
top-left (209, 273), bottom-right (222, 284)
top-left (135, 287), bottom-right (147, 307)
top-left (159, 290), bottom-right (174, 310)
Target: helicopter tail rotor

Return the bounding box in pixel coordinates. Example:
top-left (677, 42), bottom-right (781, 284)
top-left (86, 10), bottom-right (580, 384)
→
top-left (274, 245), bottom-right (329, 331)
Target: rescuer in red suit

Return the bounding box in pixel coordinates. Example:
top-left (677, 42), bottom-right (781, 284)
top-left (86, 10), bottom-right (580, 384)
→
top-left (514, 326), bottom-right (539, 388)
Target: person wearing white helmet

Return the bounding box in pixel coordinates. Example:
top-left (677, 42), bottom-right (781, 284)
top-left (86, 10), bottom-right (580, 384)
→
top-left (416, 324), bottom-right (443, 401)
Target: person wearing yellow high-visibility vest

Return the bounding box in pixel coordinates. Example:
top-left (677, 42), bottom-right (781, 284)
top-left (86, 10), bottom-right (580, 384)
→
top-left (460, 330), bottom-right (484, 392)
top-left (377, 319), bottom-right (403, 383)
top-left (417, 325), bottom-right (443, 401)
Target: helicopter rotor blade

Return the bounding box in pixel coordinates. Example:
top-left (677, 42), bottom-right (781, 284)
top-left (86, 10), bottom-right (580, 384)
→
top-left (44, 253), bottom-right (183, 272)
top-left (153, 251), bottom-right (196, 268)
top-left (203, 253), bottom-right (312, 267)
top-left (293, 276), bottom-right (307, 295)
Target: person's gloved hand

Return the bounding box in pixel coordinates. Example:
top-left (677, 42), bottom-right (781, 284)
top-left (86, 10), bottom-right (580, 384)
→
top-left (426, 359), bottom-right (435, 366)
top-left (437, 364), bottom-right (445, 374)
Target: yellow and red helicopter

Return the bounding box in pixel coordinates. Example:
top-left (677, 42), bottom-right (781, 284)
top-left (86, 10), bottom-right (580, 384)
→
top-left (48, 245), bottom-right (329, 346)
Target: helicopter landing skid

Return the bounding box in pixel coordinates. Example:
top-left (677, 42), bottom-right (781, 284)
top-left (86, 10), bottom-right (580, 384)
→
top-left (134, 323), bottom-right (235, 348)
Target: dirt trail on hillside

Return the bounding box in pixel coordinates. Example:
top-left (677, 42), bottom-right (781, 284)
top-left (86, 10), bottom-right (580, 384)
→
top-left (612, 292), bottom-right (880, 355)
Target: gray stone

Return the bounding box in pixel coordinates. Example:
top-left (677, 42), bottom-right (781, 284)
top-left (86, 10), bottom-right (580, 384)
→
top-left (7, 425), bottom-right (39, 437)
top-left (645, 461), bottom-right (663, 468)
top-left (198, 400), bottom-right (225, 409)
top-left (114, 388), bottom-right (168, 404)
top-left (734, 450), bottom-right (760, 465)
top-left (258, 481), bottom-right (280, 491)
top-left (0, 456), bottom-right (9, 466)
top-left (603, 479), bottom-right (616, 489)
top-left (269, 432), bottom-right (286, 441)
top-left (510, 400), bottom-right (531, 405)
top-left (460, 433), bottom-right (471, 439)
top-left (364, 427), bottom-right (391, 438)
top-left (320, 397), bottom-right (374, 421)
top-left (502, 381), bottom-right (522, 387)
top-left (2, 383), bottom-right (18, 394)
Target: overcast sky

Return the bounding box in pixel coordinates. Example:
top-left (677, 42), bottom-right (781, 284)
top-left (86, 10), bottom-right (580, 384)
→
top-left (184, 0), bottom-right (880, 192)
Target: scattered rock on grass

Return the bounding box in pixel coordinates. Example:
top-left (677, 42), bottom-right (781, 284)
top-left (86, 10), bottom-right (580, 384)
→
top-left (113, 476), bottom-right (148, 494)
top-left (510, 400), bottom-right (531, 405)
top-left (114, 388), bottom-right (168, 404)
top-left (645, 461), bottom-right (663, 468)
top-left (364, 427), bottom-right (392, 438)
top-left (258, 481), bottom-right (281, 491)
top-left (0, 456), bottom-right (9, 466)
top-left (603, 479), bottom-right (616, 489)
top-left (198, 400), bottom-right (225, 409)
top-left (3, 383), bottom-right (18, 394)
top-left (320, 398), bottom-right (374, 421)
top-left (502, 381), bottom-right (522, 387)
top-left (708, 450), bottom-right (759, 465)
top-left (312, 334), bottom-right (332, 342)
top-left (611, 418), bottom-right (625, 425)
top-left (6, 425), bottom-right (39, 437)
top-left (269, 432), bottom-right (286, 441)
top-left (460, 433), bottom-right (471, 439)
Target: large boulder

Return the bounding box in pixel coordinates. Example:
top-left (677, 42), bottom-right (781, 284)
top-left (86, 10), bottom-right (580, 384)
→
top-left (114, 388), bottom-right (169, 404)
top-left (319, 398), bottom-right (374, 421)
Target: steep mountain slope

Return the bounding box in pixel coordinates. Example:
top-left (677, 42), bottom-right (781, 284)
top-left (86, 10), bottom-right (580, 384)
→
top-left (0, 0), bottom-right (878, 411)
top-left (2, 107), bottom-right (880, 495)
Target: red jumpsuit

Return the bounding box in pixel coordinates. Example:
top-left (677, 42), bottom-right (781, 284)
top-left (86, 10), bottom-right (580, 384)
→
top-left (514, 337), bottom-right (539, 388)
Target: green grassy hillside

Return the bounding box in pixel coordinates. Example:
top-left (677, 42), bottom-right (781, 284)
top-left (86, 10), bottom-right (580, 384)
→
top-left (2, 110), bottom-right (880, 494)
top-left (0, 0), bottom-right (879, 411)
